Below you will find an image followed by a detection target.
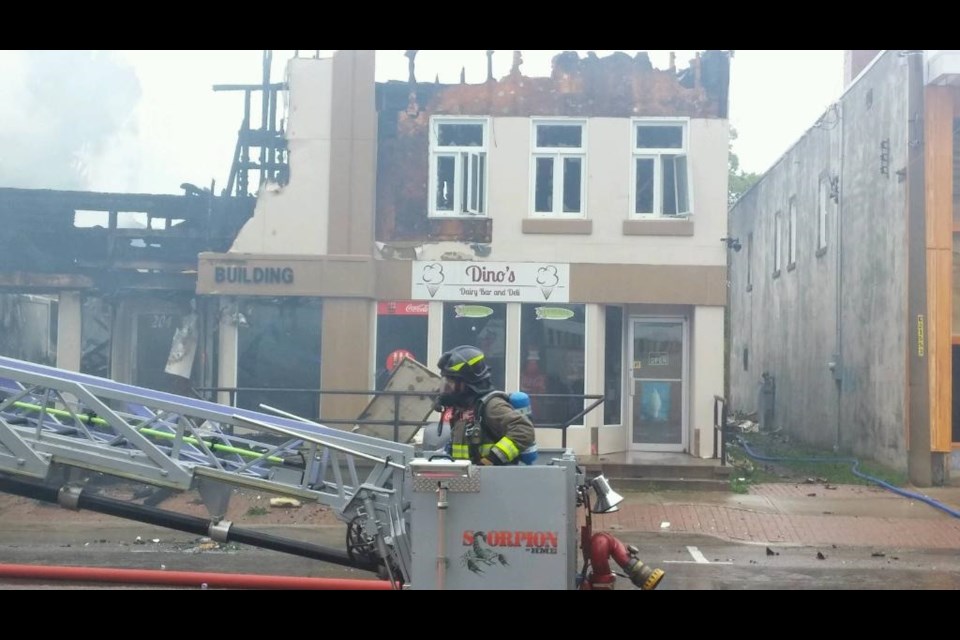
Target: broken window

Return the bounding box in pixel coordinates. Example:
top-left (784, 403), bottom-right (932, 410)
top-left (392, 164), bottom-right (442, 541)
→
top-left (632, 121), bottom-right (692, 217)
top-left (237, 297), bottom-right (322, 420)
top-left (81, 296), bottom-right (113, 378)
top-left (430, 118), bottom-right (487, 217)
top-left (532, 121), bottom-right (585, 216)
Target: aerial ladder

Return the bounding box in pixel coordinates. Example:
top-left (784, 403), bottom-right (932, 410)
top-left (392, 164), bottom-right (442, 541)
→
top-left (0, 355), bottom-right (663, 590)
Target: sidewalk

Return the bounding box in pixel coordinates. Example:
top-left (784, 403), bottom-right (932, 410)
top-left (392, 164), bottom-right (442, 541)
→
top-left (599, 482), bottom-right (960, 549)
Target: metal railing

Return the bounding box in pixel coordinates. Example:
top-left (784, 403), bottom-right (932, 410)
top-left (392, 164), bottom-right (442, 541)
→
top-left (194, 386), bottom-right (605, 447)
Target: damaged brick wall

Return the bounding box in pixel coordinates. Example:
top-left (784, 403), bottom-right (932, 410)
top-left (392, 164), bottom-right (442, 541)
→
top-left (375, 50), bottom-right (730, 243)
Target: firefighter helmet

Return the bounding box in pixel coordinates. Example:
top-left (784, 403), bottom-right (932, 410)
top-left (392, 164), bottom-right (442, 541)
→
top-left (437, 345), bottom-right (492, 391)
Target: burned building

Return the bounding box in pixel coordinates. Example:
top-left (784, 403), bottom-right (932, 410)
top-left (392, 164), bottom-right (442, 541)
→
top-left (197, 49), bottom-right (732, 458)
top-left (3, 50), bottom-right (732, 460)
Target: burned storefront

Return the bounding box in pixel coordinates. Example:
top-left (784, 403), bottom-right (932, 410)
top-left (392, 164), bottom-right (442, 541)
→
top-left (4, 50), bottom-right (733, 459)
top-left (199, 49), bottom-right (732, 458)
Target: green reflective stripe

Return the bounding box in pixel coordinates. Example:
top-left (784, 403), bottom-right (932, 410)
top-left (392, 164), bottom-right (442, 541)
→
top-left (452, 444), bottom-right (470, 459)
top-left (480, 444), bottom-right (493, 454)
top-left (449, 361), bottom-right (465, 372)
top-left (494, 437), bottom-right (520, 461)
top-left (467, 354), bottom-right (485, 366)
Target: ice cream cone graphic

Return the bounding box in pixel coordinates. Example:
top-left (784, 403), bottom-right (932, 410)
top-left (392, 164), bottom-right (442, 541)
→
top-left (420, 263), bottom-right (445, 298)
top-left (536, 265), bottom-right (560, 301)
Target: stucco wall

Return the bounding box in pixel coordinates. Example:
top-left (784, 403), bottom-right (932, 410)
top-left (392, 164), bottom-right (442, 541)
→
top-left (729, 51), bottom-right (910, 470)
top-left (232, 57), bottom-right (334, 255)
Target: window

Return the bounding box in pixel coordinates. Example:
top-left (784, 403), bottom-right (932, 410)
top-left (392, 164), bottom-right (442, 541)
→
top-left (788, 196), bottom-right (797, 268)
top-left (237, 298), bottom-right (322, 420)
top-left (520, 303), bottom-right (586, 427)
top-left (631, 120), bottom-right (692, 217)
top-left (532, 121), bottom-right (585, 216)
top-left (375, 301), bottom-right (428, 391)
top-left (817, 175), bottom-right (829, 253)
top-left (429, 117), bottom-right (488, 217)
top-left (773, 211), bottom-right (782, 276)
top-left (604, 307), bottom-right (623, 425)
top-left (442, 302), bottom-right (506, 390)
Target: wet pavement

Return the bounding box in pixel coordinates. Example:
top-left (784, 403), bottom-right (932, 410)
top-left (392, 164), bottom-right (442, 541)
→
top-left (600, 481), bottom-right (960, 549)
top-left (2, 481), bottom-right (960, 589)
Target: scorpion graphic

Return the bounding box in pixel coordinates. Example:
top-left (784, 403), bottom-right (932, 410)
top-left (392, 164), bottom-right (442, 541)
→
top-left (461, 531), bottom-right (510, 575)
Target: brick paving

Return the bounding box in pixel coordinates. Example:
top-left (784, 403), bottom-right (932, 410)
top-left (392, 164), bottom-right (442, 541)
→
top-left (593, 483), bottom-right (960, 549)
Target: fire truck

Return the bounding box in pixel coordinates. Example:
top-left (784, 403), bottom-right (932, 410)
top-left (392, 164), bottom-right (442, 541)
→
top-left (0, 354), bottom-right (662, 590)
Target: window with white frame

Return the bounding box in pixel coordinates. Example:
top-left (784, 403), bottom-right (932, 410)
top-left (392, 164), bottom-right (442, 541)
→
top-left (632, 120), bottom-right (692, 217)
top-left (788, 196), bottom-right (797, 267)
top-left (532, 121), bottom-right (585, 216)
top-left (773, 211), bottom-right (782, 275)
top-left (429, 117), bottom-right (488, 217)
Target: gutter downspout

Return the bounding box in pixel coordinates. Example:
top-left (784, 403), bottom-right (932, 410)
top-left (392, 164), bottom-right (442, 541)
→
top-left (834, 100), bottom-right (845, 452)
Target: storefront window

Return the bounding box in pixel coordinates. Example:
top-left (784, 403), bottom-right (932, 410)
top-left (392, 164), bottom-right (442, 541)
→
top-left (81, 296), bottom-right (113, 378)
top-left (0, 293), bottom-right (58, 366)
top-left (442, 302), bottom-right (506, 391)
top-left (237, 297), bottom-right (322, 419)
top-left (375, 301), bottom-right (429, 390)
top-left (519, 303), bottom-right (585, 426)
top-left (604, 307), bottom-right (623, 424)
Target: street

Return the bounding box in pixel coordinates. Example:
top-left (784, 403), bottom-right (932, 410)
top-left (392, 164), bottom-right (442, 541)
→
top-left (1, 523), bottom-right (958, 590)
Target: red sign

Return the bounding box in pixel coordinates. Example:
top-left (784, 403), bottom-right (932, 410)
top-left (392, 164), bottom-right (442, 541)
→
top-left (385, 349), bottom-right (415, 372)
top-left (377, 301), bottom-right (429, 316)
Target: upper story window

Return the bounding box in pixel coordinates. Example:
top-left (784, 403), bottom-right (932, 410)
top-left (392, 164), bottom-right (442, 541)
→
top-left (773, 210), bottom-right (782, 277)
top-left (631, 119), bottom-right (692, 218)
top-left (531, 120), bottom-right (585, 216)
top-left (788, 196), bottom-right (797, 268)
top-left (817, 174), bottom-right (830, 254)
top-left (429, 117), bottom-right (488, 217)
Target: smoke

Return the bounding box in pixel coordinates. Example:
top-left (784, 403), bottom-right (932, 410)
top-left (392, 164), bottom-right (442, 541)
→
top-left (0, 50), bottom-right (141, 191)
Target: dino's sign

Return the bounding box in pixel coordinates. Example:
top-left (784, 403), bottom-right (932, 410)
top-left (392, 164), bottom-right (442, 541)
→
top-left (412, 261), bottom-right (569, 303)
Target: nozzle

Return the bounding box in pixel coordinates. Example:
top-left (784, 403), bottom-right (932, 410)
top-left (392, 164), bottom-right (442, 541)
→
top-left (626, 558), bottom-right (665, 590)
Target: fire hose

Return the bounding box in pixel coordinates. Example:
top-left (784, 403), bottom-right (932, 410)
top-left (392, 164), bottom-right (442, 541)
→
top-left (0, 563), bottom-right (393, 590)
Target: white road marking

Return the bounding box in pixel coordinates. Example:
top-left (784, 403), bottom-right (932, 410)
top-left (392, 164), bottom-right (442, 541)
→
top-left (687, 546), bottom-right (709, 563)
top-left (662, 546), bottom-right (734, 565)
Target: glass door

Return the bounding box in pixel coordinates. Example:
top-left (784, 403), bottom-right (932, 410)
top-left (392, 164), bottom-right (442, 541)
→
top-left (630, 318), bottom-right (687, 451)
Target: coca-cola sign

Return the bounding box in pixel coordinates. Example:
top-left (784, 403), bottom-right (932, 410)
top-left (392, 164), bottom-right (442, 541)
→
top-left (377, 301), bottom-right (429, 316)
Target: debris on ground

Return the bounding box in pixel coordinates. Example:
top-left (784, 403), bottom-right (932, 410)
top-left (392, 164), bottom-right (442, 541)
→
top-left (269, 497), bottom-right (302, 509)
top-left (816, 551), bottom-right (826, 560)
top-left (871, 552), bottom-right (886, 558)
top-left (766, 547), bottom-right (779, 556)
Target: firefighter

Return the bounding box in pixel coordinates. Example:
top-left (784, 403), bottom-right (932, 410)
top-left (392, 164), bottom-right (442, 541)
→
top-left (435, 345), bottom-right (536, 466)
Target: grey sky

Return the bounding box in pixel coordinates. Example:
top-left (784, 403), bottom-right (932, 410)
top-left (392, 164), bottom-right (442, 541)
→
top-left (0, 50), bottom-right (844, 196)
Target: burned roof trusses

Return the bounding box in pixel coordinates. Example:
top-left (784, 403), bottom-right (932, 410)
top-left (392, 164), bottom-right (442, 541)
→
top-left (382, 49), bottom-right (730, 120)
